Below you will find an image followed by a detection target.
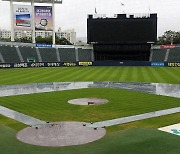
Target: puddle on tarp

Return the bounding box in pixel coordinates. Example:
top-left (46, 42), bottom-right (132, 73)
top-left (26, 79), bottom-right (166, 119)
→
top-left (0, 82), bottom-right (179, 126)
top-left (0, 82), bottom-right (179, 98)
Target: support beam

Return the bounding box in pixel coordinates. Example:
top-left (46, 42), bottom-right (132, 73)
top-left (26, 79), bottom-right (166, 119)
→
top-left (52, 0), bottom-right (56, 45)
top-left (31, 0), bottom-right (36, 44)
top-left (164, 49), bottom-right (170, 62)
top-left (10, 0), bottom-right (14, 42)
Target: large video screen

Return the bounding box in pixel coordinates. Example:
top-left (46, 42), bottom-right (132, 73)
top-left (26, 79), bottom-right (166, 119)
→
top-left (87, 15), bottom-right (157, 44)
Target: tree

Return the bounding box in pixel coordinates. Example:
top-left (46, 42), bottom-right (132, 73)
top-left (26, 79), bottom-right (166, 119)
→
top-left (36, 36), bottom-right (52, 44)
top-left (0, 38), bottom-right (11, 42)
top-left (55, 37), bottom-right (72, 45)
top-left (35, 36), bottom-right (72, 45)
top-left (157, 30), bottom-right (180, 45)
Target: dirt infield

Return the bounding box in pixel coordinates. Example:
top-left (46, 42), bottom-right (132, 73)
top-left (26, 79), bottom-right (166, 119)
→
top-left (68, 98), bottom-right (109, 105)
top-left (16, 122), bottom-right (106, 147)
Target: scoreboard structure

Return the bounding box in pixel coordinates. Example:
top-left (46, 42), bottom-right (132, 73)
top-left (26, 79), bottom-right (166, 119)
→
top-left (87, 14), bottom-right (157, 61)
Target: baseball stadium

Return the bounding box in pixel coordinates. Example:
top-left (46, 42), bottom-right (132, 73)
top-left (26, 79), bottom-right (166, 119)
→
top-left (0, 0), bottom-right (180, 154)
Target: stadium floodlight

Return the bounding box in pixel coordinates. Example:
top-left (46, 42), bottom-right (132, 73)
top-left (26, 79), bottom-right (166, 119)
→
top-left (2, 0), bottom-right (62, 44)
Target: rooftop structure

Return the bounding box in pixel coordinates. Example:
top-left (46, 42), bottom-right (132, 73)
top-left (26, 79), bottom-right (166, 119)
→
top-left (2, 0), bottom-right (62, 4)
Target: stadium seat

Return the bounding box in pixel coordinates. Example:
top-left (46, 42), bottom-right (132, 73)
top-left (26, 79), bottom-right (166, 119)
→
top-left (59, 48), bottom-right (76, 62)
top-left (78, 48), bottom-right (93, 61)
top-left (168, 48), bottom-right (180, 62)
top-left (0, 45), bottom-right (21, 63)
top-left (151, 49), bottom-right (167, 62)
top-left (39, 48), bottom-right (58, 62)
top-left (19, 46), bottom-right (39, 62)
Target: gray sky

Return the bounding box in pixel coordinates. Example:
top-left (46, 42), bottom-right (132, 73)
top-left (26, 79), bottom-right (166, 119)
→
top-left (0, 0), bottom-right (180, 37)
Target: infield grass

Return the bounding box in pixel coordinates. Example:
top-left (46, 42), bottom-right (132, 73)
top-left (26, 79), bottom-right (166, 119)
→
top-left (0, 88), bottom-right (179, 122)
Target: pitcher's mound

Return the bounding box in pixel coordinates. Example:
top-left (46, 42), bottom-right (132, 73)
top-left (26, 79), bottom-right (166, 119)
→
top-left (68, 98), bottom-right (109, 105)
top-left (17, 122), bottom-right (106, 147)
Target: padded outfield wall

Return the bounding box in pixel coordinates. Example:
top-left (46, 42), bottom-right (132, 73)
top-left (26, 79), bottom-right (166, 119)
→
top-left (0, 61), bottom-right (180, 69)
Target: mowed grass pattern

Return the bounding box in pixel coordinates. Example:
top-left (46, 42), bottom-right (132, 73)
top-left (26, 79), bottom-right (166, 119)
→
top-left (1, 125), bottom-right (180, 154)
top-left (0, 88), bottom-right (179, 122)
top-left (0, 67), bottom-right (179, 85)
top-left (0, 67), bottom-right (180, 154)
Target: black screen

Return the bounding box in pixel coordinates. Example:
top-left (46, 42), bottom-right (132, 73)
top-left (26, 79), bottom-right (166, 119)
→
top-left (87, 14), bottom-right (157, 44)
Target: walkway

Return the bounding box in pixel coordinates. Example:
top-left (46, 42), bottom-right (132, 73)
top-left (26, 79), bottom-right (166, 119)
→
top-left (86, 107), bottom-right (180, 128)
top-left (1, 105), bottom-right (180, 128)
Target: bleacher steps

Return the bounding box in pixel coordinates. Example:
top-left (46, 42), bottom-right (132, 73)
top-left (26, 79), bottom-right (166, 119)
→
top-left (0, 52), bottom-right (5, 63)
top-left (36, 48), bottom-right (42, 62)
top-left (164, 49), bottom-right (170, 62)
top-left (56, 48), bottom-right (60, 62)
top-left (16, 46), bottom-right (24, 62)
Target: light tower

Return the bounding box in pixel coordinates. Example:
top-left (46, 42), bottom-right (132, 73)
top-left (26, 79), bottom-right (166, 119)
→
top-left (2, 0), bottom-right (62, 44)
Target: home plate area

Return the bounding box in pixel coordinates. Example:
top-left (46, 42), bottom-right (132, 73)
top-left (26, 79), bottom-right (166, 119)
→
top-left (158, 123), bottom-right (180, 136)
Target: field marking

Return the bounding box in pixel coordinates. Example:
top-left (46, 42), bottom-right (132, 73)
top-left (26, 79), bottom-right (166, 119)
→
top-left (158, 123), bottom-right (180, 136)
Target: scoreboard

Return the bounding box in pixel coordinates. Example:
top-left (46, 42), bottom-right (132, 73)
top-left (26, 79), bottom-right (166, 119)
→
top-left (87, 14), bottom-right (157, 44)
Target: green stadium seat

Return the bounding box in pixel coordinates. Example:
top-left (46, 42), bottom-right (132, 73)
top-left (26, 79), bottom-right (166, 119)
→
top-left (0, 45), bottom-right (21, 63)
top-left (39, 48), bottom-right (58, 62)
top-left (59, 48), bottom-right (76, 62)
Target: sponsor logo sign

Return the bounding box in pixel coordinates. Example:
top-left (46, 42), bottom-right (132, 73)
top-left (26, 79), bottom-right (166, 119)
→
top-left (13, 5), bottom-right (32, 30)
top-left (168, 62), bottom-right (180, 67)
top-left (63, 62), bottom-right (77, 67)
top-left (160, 45), bottom-right (176, 49)
top-left (35, 6), bottom-right (53, 31)
top-left (79, 62), bottom-right (93, 66)
top-left (36, 44), bottom-right (52, 48)
top-left (151, 62), bottom-right (165, 67)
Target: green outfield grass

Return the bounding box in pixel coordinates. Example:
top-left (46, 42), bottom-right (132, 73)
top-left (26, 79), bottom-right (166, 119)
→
top-left (0, 67), bottom-right (179, 85)
top-left (0, 88), bottom-right (180, 122)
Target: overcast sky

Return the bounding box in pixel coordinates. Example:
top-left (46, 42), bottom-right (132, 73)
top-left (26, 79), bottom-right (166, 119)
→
top-left (0, 0), bottom-right (180, 37)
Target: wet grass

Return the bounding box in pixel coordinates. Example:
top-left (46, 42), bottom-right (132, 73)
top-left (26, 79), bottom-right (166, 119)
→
top-left (0, 67), bottom-right (180, 153)
top-left (0, 67), bottom-right (179, 85)
top-left (1, 124), bottom-right (180, 154)
top-left (0, 88), bottom-right (179, 122)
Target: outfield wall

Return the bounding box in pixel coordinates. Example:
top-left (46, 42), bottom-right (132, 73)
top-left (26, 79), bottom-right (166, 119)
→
top-left (0, 61), bottom-right (180, 69)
